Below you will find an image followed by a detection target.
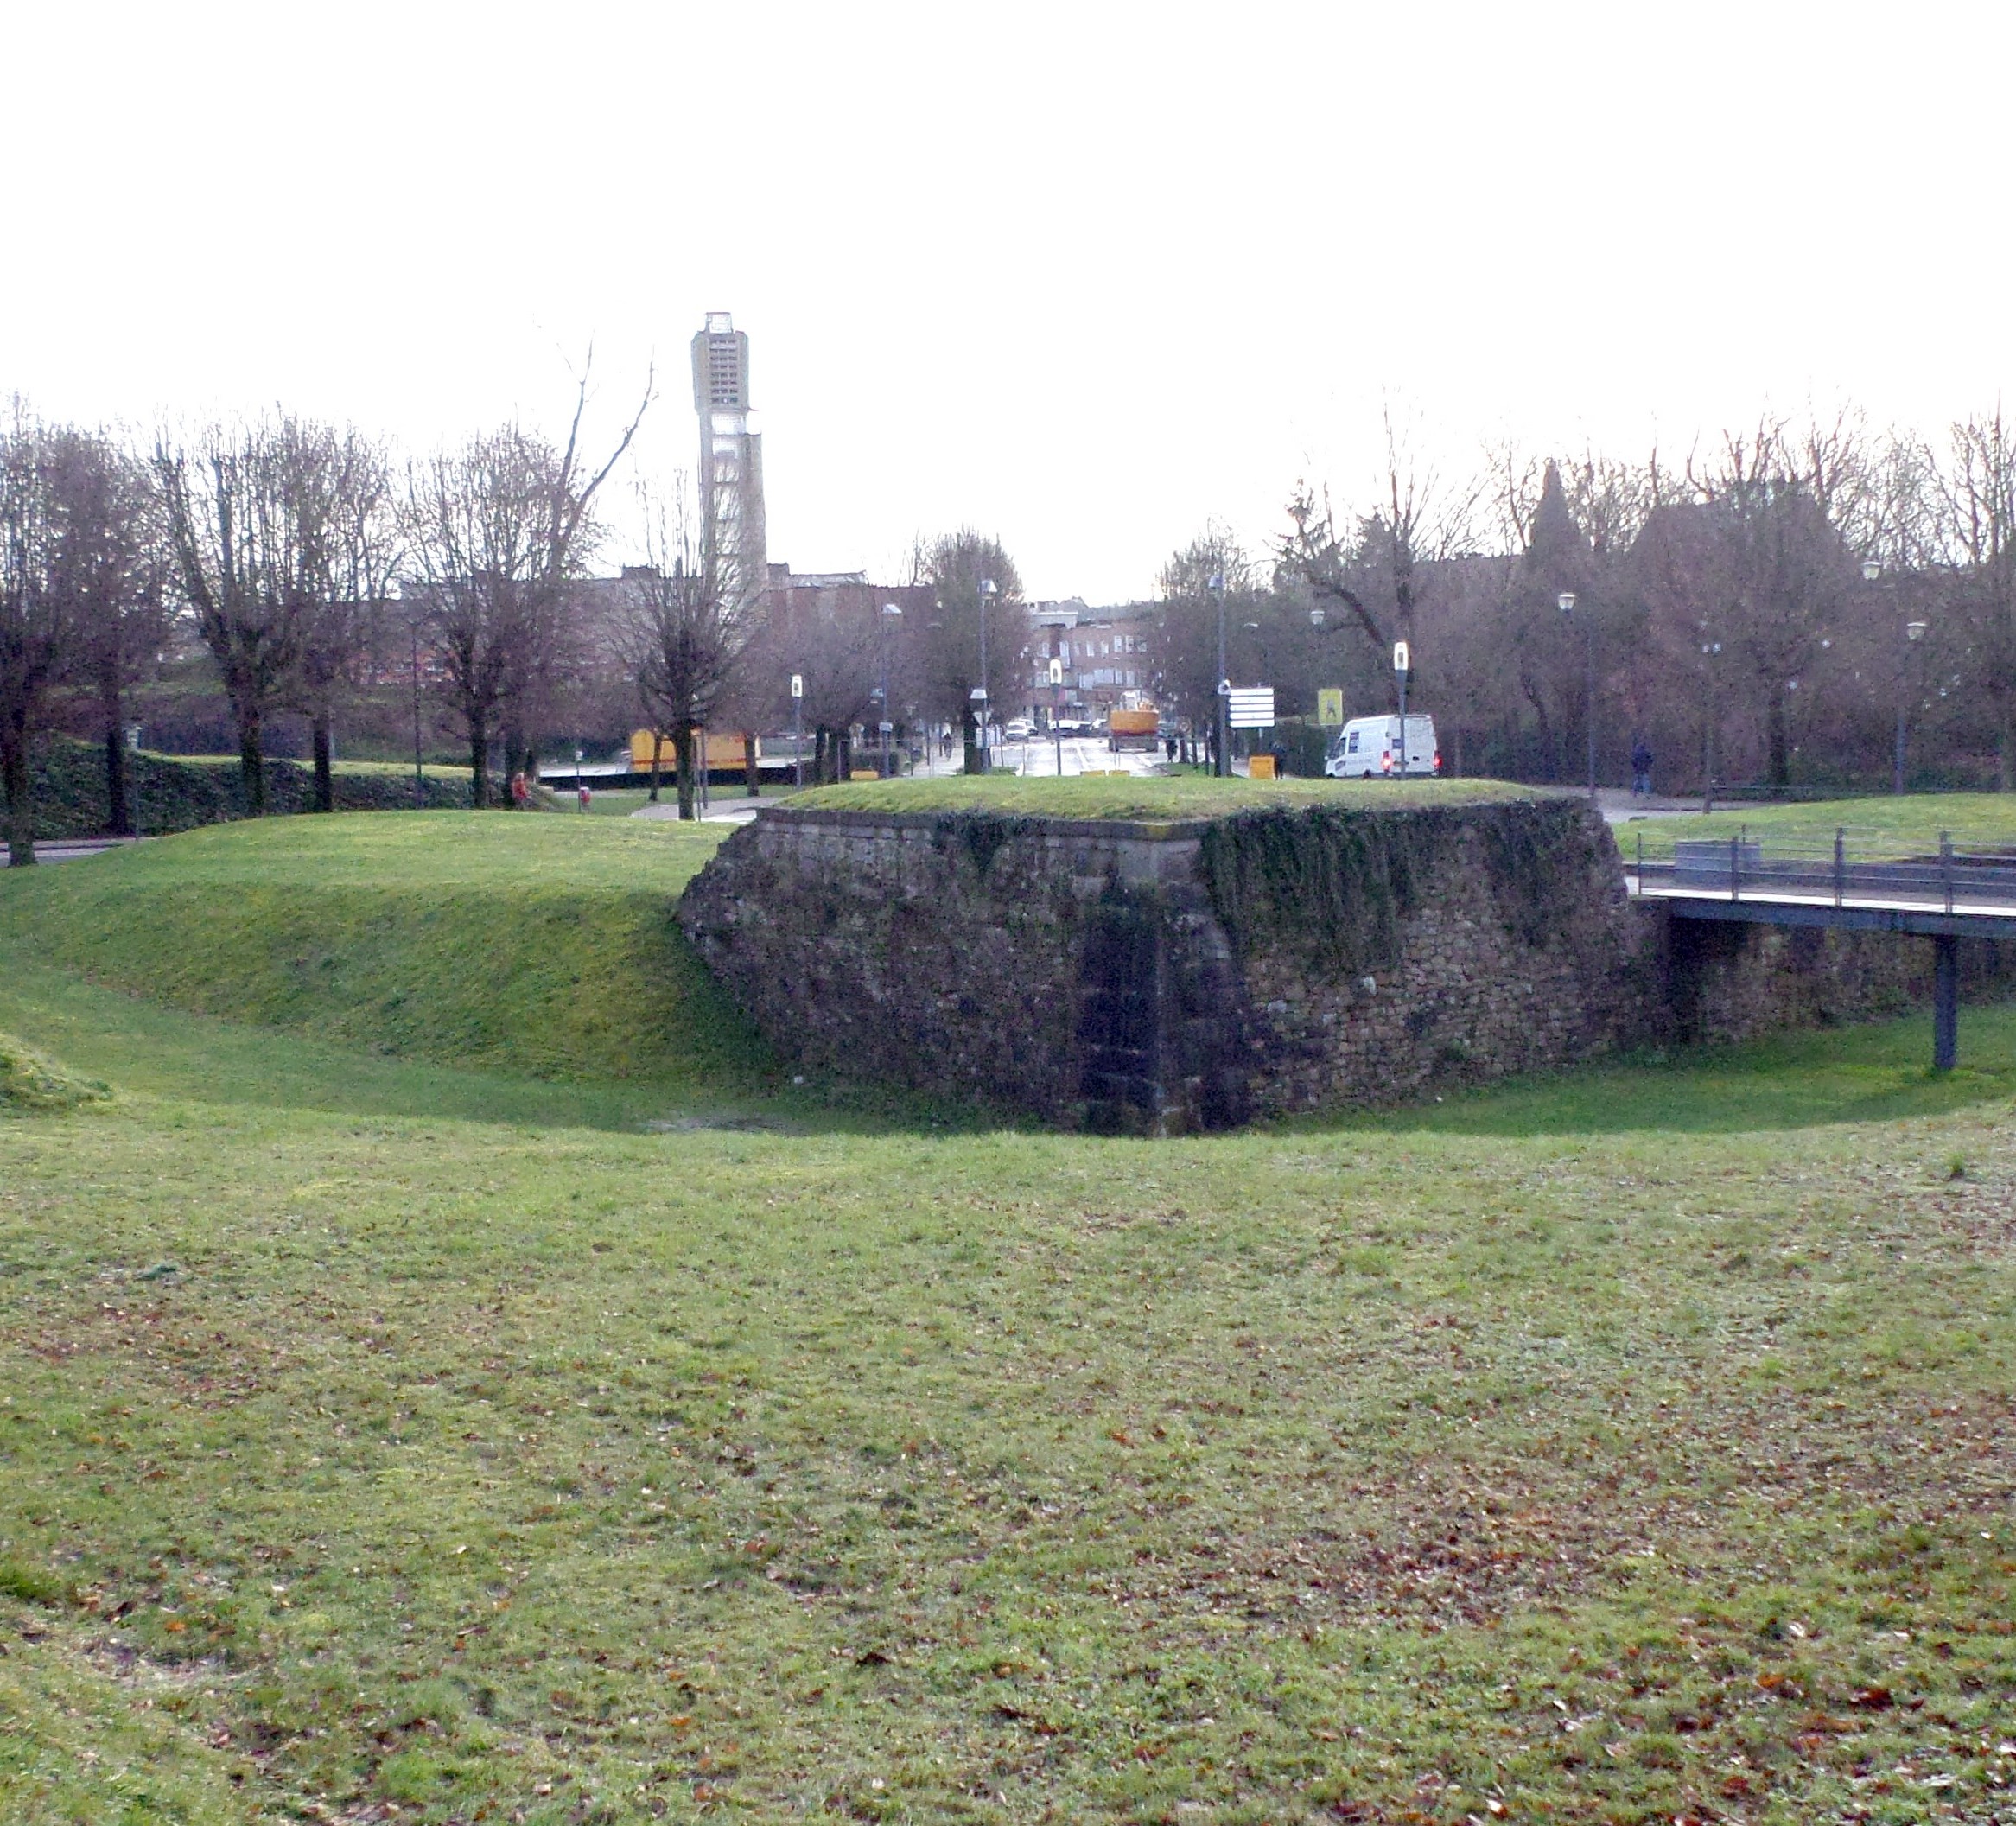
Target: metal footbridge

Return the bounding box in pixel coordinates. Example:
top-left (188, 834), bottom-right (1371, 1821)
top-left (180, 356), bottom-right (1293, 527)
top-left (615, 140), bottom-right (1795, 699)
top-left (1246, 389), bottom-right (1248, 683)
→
top-left (1625, 830), bottom-right (2016, 1070)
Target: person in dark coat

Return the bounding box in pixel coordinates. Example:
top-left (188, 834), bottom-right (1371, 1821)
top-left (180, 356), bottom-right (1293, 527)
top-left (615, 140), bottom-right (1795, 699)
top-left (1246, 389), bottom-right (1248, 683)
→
top-left (1631, 738), bottom-right (1654, 797)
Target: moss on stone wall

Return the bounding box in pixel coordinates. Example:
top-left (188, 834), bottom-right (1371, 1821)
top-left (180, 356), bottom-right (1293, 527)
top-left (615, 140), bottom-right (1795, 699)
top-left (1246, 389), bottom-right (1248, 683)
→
top-left (933, 811), bottom-right (1040, 881)
top-left (1199, 798), bottom-right (1599, 978)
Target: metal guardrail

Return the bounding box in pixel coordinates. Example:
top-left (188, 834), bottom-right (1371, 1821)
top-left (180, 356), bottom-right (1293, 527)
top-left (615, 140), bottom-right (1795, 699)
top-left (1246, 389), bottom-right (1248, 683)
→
top-left (1628, 827), bottom-right (2016, 917)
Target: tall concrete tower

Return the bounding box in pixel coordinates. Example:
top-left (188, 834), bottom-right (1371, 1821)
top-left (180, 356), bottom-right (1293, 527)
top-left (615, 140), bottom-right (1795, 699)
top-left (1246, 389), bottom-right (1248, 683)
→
top-left (690, 312), bottom-right (766, 614)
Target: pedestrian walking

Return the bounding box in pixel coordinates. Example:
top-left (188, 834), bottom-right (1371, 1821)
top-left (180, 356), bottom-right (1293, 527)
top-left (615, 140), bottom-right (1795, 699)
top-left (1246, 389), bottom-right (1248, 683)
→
top-left (1631, 738), bottom-right (1654, 798)
top-left (577, 781), bottom-right (593, 812)
top-left (510, 769), bottom-right (529, 810)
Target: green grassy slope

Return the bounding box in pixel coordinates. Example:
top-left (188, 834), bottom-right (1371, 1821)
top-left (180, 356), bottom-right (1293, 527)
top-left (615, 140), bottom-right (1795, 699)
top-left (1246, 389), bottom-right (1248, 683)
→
top-left (1621, 792), bottom-right (2016, 860)
top-left (0, 1031), bottom-right (110, 1114)
top-left (0, 813), bottom-right (758, 1087)
top-left (796, 773), bottom-right (1544, 820)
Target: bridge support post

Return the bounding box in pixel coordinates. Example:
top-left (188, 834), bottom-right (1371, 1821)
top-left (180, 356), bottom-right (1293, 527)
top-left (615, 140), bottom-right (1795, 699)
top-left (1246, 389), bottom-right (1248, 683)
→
top-left (1933, 934), bottom-right (1958, 1072)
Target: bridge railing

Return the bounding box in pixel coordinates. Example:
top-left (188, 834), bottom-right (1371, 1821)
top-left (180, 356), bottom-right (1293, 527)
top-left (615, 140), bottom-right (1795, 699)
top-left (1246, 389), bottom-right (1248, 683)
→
top-left (1625, 825), bottom-right (2016, 914)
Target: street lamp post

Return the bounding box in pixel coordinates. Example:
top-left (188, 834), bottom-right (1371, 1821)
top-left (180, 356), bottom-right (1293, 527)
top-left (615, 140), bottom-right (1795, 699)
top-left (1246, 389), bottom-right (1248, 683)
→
top-left (878, 603), bottom-right (903, 777)
top-left (1868, 559), bottom-right (1930, 795)
top-left (410, 619), bottom-right (425, 811)
top-left (1210, 572), bottom-right (1229, 777)
top-left (790, 672), bottom-right (804, 789)
top-left (1559, 591), bottom-right (1595, 800)
top-left (1049, 655), bottom-right (1065, 777)
top-left (973, 577), bottom-right (998, 774)
top-left (1700, 639), bottom-right (1722, 814)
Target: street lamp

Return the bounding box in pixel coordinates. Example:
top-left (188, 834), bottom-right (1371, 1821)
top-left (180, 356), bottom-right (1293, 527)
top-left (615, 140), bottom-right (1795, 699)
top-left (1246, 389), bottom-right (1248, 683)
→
top-left (1898, 618), bottom-right (1928, 794)
top-left (878, 602), bottom-right (902, 777)
top-left (1559, 591), bottom-right (1595, 801)
top-left (1210, 572), bottom-right (1229, 777)
top-left (790, 671), bottom-right (804, 789)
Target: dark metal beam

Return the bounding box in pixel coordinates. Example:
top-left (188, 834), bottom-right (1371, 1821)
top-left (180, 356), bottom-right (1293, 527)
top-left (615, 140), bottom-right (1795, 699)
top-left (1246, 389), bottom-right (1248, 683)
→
top-left (1935, 934), bottom-right (1959, 1071)
top-left (1655, 895), bottom-right (2016, 942)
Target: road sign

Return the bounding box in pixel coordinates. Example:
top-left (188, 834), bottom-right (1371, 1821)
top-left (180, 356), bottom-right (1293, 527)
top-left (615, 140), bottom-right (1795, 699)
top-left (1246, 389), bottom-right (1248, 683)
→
top-left (1392, 641), bottom-right (1410, 674)
top-left (790, 673), bottom-right (804, 699)
top-left (1227, 686), bottom-right (1275, 730)
top-left (1316, 687), bottom-right (1344, 727)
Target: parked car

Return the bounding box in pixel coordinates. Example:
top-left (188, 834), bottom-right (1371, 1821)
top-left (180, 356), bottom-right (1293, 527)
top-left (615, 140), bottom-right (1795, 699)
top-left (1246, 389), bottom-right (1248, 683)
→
top-left (1003, 717), bottom-right (1035, 744)
top-left (1325, 715), bottom-right (1440, 778)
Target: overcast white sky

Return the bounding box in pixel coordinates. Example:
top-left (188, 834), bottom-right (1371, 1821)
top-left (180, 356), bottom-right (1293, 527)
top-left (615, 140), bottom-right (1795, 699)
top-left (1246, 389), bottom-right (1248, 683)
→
top-left (7, 0), bottom-right (2011, 601)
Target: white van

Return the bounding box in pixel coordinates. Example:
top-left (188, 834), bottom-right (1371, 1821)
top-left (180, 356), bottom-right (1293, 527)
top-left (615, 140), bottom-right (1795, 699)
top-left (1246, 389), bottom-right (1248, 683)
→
top-left (1326, 715), bottom-right (1440, 779)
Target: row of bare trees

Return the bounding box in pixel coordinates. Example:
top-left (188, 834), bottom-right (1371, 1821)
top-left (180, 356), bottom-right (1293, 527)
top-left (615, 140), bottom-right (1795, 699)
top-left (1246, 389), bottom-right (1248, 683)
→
top-left (618, 525), bottom-right (1030, 813)
top-left (1157, 408), bottom-right (2016, 793)
top-left (1, 409), bottom-right (166, 862)
top-left (1, 375), bottom-right (654, 858)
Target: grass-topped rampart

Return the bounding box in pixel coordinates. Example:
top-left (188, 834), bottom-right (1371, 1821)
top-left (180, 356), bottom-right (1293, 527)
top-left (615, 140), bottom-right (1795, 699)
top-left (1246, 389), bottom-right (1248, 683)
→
top-left (792, 772), bottom-right (1544, 821)
top-left (0, 813), bottom-right (759, 1086)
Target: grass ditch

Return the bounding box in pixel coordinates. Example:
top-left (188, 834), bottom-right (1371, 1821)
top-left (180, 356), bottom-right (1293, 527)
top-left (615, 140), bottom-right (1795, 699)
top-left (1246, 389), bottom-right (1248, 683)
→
top-left (2, 1078), bottom-right (2014, 1823)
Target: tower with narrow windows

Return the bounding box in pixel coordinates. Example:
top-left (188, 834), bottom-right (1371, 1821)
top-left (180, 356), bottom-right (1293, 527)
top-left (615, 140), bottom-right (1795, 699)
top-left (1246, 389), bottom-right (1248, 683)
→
top-left (690, 312), bottom-right (766, 615)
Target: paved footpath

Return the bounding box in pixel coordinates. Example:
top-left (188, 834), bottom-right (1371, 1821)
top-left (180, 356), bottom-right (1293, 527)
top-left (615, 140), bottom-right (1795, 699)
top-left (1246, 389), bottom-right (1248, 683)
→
top-left (0, 837), bottom-right (139, 866)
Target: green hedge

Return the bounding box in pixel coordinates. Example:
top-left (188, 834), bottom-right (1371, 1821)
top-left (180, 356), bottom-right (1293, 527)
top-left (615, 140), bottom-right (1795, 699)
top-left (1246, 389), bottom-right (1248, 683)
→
top-left (18, 738), bottom-right (472, 841)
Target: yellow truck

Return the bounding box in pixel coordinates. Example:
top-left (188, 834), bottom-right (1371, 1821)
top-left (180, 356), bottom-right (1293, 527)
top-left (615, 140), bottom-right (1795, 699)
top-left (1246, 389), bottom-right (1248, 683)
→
top-left (629, 730), bottom-right (756, 773)
top-left (1107, 708), bottom-right (1160, 753)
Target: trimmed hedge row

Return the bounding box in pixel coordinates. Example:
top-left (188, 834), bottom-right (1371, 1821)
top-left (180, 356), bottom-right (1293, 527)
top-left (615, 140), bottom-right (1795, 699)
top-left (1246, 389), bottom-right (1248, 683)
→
top-left (20, 739), bottom-right (473, 841)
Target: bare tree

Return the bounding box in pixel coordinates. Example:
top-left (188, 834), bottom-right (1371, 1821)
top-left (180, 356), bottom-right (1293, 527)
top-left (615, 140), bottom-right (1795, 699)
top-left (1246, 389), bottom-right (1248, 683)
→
top-left (625, 486), bottom-right (754, 820)
top-left (45, 428), bottom-right (164, 836)
top-left (913, 529), bottom-right (1026, 771)
top-left (403, 368), bottom-right (649, 806)
top-left (295, 429), bottom-right (399, 812)
top-left (0, 406), bottom-right (83, 865)
top-left (1931, 409), bottom-right (2016, 787)
top-left (1154, 524), bottom-right (1253, 755)
top-left (1280, 407), bottom-right (1483, 707)
top-left (1684, 421), bottom-right (1862, 792)
top-left (154, 417), bottom-right (333, 815)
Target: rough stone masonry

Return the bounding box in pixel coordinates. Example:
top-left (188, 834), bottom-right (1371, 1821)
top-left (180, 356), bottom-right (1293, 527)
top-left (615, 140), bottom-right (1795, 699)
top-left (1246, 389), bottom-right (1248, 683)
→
top-left (678, 795), bottom-right (1663, 1132)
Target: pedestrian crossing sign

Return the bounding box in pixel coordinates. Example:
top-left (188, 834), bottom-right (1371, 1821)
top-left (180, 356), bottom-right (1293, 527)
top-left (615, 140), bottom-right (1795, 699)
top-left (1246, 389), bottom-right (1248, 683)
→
top-left (1317, 688), bottom-right (1344, 726)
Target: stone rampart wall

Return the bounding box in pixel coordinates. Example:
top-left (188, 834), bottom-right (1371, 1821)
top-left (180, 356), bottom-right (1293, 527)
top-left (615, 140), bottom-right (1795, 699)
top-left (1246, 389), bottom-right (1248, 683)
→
top-left (1661, 915), bottom-right (2016, 1046)
top-left (678, 799), bottom-right (2016, 1129)
top-left (680, 798), bottom-right (1652, 1129)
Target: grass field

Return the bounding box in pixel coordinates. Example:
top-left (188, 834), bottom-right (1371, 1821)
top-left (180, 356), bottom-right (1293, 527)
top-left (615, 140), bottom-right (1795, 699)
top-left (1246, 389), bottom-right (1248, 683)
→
top-left (794, 776), bottom-right (1543, 821)
top-left (3, 818), bottom-right (2015, 1824)
top-left (1619, 794), bottom-right (2016, 862)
